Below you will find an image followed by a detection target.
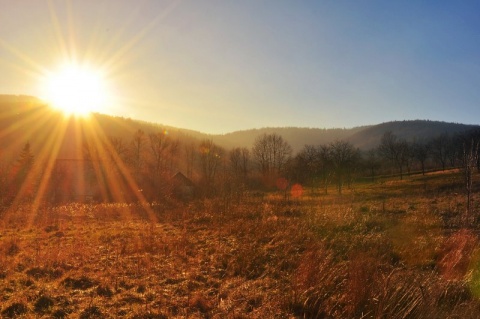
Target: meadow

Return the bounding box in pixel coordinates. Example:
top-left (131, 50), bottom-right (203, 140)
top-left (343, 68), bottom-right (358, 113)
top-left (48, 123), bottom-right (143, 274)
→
top-left (1, 169), bottom-right (480, 318)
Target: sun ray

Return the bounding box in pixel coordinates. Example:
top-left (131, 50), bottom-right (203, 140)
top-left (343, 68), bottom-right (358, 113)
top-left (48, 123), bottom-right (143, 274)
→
top-left (28, 117), bottom-right (70, 225)
top-left (83, 132), bottom-right (111, 203)
top-left (66, 0), bottom-right (78, 59)
top-left (0, 106), bottom-right (58, 163)
top-left (86, 116), bottom-right (157, 222)
top-left (103, 0), bottom-right (181, 71)
top-left (47, 0), bottom-right (70, 61)
top-left (0, 38), bottom-right (48, 77)
top-left (73, 118), bottom-right (87, 202)
top-left (4, 109), bottom-right (66, 223)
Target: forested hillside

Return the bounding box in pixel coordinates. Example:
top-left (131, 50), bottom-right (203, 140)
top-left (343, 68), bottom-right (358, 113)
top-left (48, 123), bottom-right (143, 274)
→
top-left (2, 95), bottom-right (478, 158)
top-left (1, 94), bottom-right (480, 204)
top-left (211, 121), bottom-right (480, 152)
top-left (211, 127), bottom-right (365, 153)
top-left (346, 120), bottom-right (480, 150)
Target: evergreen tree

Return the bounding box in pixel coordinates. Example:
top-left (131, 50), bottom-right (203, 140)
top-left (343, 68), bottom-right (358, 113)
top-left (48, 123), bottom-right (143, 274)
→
top-left (17, 142), bottom-right (34, 172)
top-left (11, 142), bottom-right (35, 201)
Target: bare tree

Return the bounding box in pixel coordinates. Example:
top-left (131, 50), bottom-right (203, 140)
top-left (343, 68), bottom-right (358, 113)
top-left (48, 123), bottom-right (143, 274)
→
top-left (109, 136), bottom-right (128, 161)
top-left (364, 148), bottom-right (381, 182)
top-left (329, 140), bottom-right (360, 194)
top-left (184, 142), bottom-right (197, 179)
top-left (198, 139), bottom-right (223, 196)
top-left (149, 131), bottom-right (171, 175)
top-left (411, 140), bottom-right (430, 176)
top-left (229, 147), bottom-right (250, 182)
top-left (292, 145), bottom-right (320, 186)
top-left (131, 129), bottom-right (146, 173)
top-left (429, 133), bottom-right (451, 171)
top-left (317, 144), bottom-right (332, 194)
top-left (252, 133), bottom-right (292, 183)
top-left (167, 139), bottom-right (181, 172)
top-left (378, 131), bottom-right (409, 179)
top-left (146, 131), bottom-right (173, 199)
top-left (291, 144), bottom-right (332, 194)
top-left (448, 133), bottom-right (462, 168)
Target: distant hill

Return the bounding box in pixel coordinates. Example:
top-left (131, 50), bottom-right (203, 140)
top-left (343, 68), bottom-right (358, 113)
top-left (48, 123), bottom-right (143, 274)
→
top-left (210, 127), bottom-right (366, 153)
top-left (1, 95), bottom-right (479, 160)
top-left (346, 120), bottom-right (480, 150)
top-left (210, 120), bottom-right (480, 152)
top-left (0, 95), bottom-right (202, 162)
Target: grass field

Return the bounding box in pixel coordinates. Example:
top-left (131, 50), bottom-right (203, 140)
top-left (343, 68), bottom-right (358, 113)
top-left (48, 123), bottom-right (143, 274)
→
top-left (1, 170), bottom-right (480, 318)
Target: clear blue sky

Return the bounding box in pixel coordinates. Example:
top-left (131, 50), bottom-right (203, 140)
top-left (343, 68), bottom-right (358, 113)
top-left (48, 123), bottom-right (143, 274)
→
top-left (1, 1), bottom-right (480, 133)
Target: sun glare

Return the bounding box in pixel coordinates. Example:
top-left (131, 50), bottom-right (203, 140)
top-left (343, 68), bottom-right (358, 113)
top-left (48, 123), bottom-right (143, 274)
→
top-left (42, 63), bottom-right (109, 117)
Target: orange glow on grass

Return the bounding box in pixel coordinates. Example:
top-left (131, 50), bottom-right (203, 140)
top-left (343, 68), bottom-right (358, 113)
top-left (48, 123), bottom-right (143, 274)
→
top-left (291, 183), bottom-right (304, 198)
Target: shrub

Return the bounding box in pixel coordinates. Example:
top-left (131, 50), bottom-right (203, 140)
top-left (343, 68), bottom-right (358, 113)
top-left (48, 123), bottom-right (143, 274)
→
top-left (6, 241), bottom-right (20, 256)
top-left (79, 306), bottom-right (103, 319)
top-left (188, 293), bottom-right (213, 313)
top-left (62, 276), bottom-right (97, 290)
top-left (34, 295), bottom-right (55, 314)
top-left (2, 302), bottom-right (28, 318)
top-left (96, 285), bottom-right (114, 297)
top-left (26, 266), bottom-right (63, 280)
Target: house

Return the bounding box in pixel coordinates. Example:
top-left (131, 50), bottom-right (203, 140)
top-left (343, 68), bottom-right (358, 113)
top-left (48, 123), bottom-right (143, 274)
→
top-left (171, 172), bottom-right (195, 201)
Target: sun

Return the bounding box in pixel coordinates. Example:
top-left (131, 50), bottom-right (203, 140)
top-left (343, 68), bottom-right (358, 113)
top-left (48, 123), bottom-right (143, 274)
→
top-left (42, 62), bottom-right (110, 116)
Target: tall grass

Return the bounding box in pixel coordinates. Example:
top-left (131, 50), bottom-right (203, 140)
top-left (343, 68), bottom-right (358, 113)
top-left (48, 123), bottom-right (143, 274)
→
top-left (0, 170), bottom-right (480, 317)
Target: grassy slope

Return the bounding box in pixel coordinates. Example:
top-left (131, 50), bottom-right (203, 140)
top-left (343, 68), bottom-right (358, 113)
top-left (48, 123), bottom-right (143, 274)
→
top-left (1, 170), bottom-right (480, 318)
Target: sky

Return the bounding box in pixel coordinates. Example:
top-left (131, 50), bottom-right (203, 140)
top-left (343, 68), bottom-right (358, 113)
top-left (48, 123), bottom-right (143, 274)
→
top-left (1, 0), bottom-right (480, 134)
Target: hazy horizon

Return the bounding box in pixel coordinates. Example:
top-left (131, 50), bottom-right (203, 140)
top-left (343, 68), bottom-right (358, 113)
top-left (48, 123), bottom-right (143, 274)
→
top-left (3, 94), bottom-right (480, 137)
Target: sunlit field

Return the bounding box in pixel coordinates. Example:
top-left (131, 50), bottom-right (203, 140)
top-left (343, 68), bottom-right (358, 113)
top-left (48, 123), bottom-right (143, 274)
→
top-left (1, 170), bottom-right (480, 318)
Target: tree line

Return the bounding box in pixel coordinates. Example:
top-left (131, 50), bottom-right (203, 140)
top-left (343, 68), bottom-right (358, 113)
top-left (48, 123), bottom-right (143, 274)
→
top-left (1, 127), bottom-right (479, 206)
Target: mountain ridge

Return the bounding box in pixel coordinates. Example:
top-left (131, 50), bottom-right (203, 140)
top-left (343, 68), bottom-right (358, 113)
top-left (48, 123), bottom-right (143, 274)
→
top-left (209, 120), bottom-right (480, 152)
top-left (1, 95), bottom-right (479, 156)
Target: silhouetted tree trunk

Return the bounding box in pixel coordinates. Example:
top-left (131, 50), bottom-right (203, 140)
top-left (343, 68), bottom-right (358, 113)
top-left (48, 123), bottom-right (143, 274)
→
top-left (184, 142), bottom-right (196, 179)
top-left (132, 129), bottom-right (146, 174)
top-left (365, 148), bottom-right (381, 182)
top-left (318, 145), bottom-right (332, 194)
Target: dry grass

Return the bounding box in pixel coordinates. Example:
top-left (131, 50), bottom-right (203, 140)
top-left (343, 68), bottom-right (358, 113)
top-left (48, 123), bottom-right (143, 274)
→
top-left (1, 170), bottom-right (480, 318)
